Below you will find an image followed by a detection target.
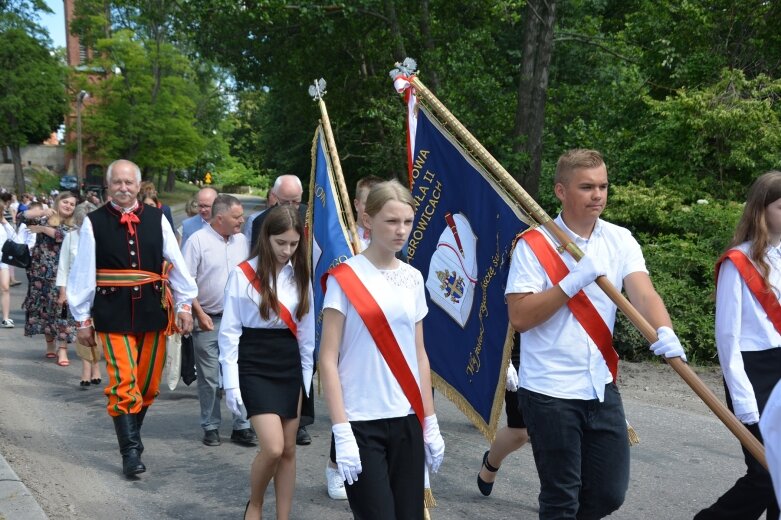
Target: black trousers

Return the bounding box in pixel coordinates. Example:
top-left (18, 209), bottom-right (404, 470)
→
top-left (519, 383), bottom-right (629, 520)
top-left (330, 414), bottom-right (424, 520)
top-left (695, 348), bottom-right (781, 520)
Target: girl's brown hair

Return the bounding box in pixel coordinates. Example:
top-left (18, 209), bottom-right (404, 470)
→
top-left (728, 170), bottom-right (781, 289)
top-left (251, 205), bottom-right (310, 321)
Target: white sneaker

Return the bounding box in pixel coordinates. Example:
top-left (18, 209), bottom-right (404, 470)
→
top-left (1, 319), bottom-right (13, 328)
top-left (325, 464), bottom-right (348, 500)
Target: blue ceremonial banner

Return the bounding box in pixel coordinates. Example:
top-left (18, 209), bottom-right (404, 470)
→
top-left (407, 106), bottom-right (533, 437)
top-left (308, 125), bottom-right (355, 356)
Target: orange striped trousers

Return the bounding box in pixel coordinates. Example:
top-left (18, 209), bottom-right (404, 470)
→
top-left (98, 331), bottom-right (167, 417)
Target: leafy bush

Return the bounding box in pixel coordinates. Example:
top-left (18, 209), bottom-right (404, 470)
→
top-left (214, 157), bottom-right (269, 189)
top-left (604, 183), bottom-right (743, 364)
top-left (619, 69), bottom-right (781, 198)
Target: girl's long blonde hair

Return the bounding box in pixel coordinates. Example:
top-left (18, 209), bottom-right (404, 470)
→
top-left (728, 170), bottom-right (781, 289)
top-left (47, 192), bottom-right (77, 228)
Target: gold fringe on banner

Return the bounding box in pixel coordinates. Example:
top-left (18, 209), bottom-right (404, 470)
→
top-left (430, 322), bottom-right (515, 442)
top-left (627, 420), bottom-right (640, 446)
top-left (424, 487), bottom-right (437, 508)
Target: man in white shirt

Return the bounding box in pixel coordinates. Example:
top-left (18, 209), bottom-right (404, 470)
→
top-left (182, 195), bottom-right (257, 448)
top-left (180, 187), bottom-right (218, 246)
top-left (506, 149), bottom-right (686, 519)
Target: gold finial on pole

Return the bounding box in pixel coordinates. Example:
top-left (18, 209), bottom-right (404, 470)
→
top-left (309, 79), bottom-right (362, 254)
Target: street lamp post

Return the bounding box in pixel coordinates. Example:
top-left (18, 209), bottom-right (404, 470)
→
top-left (76, 90), bottom-right (89, 187)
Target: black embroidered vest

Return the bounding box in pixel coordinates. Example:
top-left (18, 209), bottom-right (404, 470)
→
top-left (88, 204), bottom-right (166, 333)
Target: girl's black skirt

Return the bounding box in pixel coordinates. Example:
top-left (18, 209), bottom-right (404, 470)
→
top-left (238, 327), bottom-right (302, 419)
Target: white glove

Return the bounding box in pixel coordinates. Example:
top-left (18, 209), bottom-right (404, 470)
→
top-left (558, 254), bottom-right (608, 298)
top-left (736, 411), bottom-right (759, 425)
top-left (650, 326), bottom-right (687, 362)
top-left (225, 388), bottom-right (244, 418)
top-left (505, 365), bottom-right (519, 392)
top-left (332, 423), bottom-right (362, 485)
top-left (423, 414), bottom-right (445, 473)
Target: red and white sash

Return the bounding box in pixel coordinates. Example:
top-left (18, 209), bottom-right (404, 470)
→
top-left (322, 260), bottom-right (425, 426)
top-left (520, 229), bottom-right (619, 381)
top-left (238, 260), bottom-right (298, 335)
top-left (715, 249), bottom-right (781, 335)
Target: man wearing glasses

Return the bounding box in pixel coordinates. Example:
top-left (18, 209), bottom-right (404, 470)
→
top-left (249, 174), bottom-right (307, 253)
top-left (181, 187), bottom-right (218, 247)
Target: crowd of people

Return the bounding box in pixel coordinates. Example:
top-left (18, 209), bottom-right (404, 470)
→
top-left (1, 150), bottom-right (780, 520)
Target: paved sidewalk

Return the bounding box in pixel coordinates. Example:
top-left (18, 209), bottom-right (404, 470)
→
top-left (0, 450), bottom-right (47, 520)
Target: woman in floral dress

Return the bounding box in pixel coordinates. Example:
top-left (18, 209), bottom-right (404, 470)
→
top-left (19, 192), bottom-right (78, 365)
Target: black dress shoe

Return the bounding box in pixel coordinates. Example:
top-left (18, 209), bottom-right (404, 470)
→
top-left (91, 378), bottom-right (102, 385)
top-left (80, 380), bottom-right (91, 387)
top-left (203, 429), bottom-right (221, 446)
top-left (296, 426), bottom-right (311, 446)
top-left (231, 428), bottom-right (257, 446)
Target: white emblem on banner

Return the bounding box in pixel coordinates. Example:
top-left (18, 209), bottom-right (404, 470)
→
top-left (426, 212), bottom-right (478, 327)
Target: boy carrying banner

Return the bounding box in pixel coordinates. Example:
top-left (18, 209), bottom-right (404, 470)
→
top-left (506, 149), bottom-right (686, 519)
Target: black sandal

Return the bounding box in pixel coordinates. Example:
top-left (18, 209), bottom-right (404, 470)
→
top-left (91, 378), bottom-right (102, 385)
top-left (477, 450), bottom-right (500, 496)
top-left (80, 380), bottom-right (91, 387)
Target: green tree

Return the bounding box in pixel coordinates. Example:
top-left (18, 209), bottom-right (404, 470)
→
top-left (179, 0), bottom-right (530, 193)
top-left (72, 0), bottom-right (252, 191)
top-left (623, 69), bottom-right (781, 197)
top-left (77, 29), bottom-right (204, 181)
top-left (0, 11), bottom-right (67, 193)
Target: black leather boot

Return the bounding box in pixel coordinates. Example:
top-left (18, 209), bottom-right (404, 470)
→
top-left (113, 414), bottom-right (146, 477)
top-left (136, 406), bottom-right (149, 454)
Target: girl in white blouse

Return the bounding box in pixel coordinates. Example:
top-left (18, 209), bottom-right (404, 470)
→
top-left (696, 171), bottom-right (781, 520)
top-left (218, 205), bottom-right (314, 520)
top-left (56, 206), bottom-right (102, 387)
top-left (319, 180), bottom-right (444, 520)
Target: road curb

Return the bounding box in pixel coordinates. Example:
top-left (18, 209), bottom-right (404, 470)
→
top-left (0, 451), bottom-right (48, 519)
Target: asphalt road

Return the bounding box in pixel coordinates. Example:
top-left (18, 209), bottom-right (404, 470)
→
top-left (0, 195), bottom-right (758, 519)
top-left (0, 284), bottom-right (753, 520)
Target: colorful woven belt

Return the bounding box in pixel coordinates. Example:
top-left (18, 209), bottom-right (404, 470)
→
top-left (96, 261), bottom-right (178, 335)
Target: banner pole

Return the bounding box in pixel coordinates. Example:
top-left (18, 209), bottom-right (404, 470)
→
top-left (309, 79), bottom-right (362, 254)
top-left (391, 62), bottom-right (767, 469)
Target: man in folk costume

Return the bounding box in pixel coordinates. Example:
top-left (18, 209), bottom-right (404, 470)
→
top-left (506, 149), bottom-right (686, 519)
top-left (67, 159), bottom-right (197, 477)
